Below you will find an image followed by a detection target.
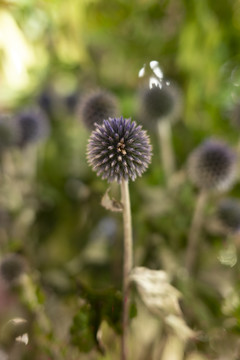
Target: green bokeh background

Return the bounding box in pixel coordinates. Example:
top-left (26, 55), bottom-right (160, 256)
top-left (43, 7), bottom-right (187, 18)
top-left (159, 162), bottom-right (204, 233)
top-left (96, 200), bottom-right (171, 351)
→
top-left (1, 1), bottom-right (240, 359)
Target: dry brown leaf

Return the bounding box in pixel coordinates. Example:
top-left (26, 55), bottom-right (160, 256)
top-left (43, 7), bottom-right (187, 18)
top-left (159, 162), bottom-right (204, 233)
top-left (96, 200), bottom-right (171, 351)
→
top-left (101, 188), bottom-right (123, 212)
top-left (130, 267), bottom-right (196, 341)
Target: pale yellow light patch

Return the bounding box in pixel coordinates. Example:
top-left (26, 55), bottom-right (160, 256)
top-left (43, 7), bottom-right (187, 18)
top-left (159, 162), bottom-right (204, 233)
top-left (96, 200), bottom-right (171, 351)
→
top-left (0, 10), bottom-right (35, 90)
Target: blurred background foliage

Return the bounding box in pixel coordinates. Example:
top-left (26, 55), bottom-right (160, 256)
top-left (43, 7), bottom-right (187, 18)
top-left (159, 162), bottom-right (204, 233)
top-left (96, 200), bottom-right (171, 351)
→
top-left (1, 0), bottom-right (240, 359)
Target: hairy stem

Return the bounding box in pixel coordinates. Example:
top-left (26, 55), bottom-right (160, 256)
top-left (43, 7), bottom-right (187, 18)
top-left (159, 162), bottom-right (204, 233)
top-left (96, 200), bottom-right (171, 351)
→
top-left (157, 119), bottom-right (175, 182)
top-left (186, 191), bottom-right (208, 274)
top-left (121, 179), bottom-right (133, 360)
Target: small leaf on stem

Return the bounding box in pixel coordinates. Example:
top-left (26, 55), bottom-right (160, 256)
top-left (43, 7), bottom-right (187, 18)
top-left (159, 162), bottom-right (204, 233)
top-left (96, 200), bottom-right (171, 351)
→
top-left (101, 188), bottom-right (123, 212)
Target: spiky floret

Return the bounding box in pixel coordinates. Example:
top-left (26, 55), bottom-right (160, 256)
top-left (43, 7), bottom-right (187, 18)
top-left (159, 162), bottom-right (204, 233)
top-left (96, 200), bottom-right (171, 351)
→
top-left (139, 82), bottom-right (182, 124)
top-left (79, 90), bottom-right (119, 130)
top-left (15, 107), bottom-right (49, 147)
top-left (0, 254), bottom-right (25, 284)
top-left (187, 139), bottom-right (237, 191)
top-left (217, 198), bottom-right (240, 232)
top-left (87, 117), bottom-right (152, 182)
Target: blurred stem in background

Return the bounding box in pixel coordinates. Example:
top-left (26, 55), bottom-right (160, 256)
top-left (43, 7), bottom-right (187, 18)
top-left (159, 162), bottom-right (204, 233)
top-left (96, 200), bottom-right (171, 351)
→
top-left (186, 191), bottom-right (208, 274)
top-left (157, 119), bottom-right (175, 183)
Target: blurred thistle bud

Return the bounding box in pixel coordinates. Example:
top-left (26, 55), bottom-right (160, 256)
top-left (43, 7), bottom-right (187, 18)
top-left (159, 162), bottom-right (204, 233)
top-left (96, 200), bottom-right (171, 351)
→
top-left (139, 82), bottom-right (182, 125)
top-left (217, 198), bottom-right (240, 232)
top-left (187, 139), bottom-right (237, 191)
top-left (87, 117), bottom-right (152, 182)
top-left (37, 89), bottom-right (55, 117)
top-left (65, 91), bottom-right (80, 114)
top-left (14, 107), bottom-right (50, 148)
top-left (78, 90), bottom-right (119, 130)
top-left (0, 254), bottom-right (26, 284)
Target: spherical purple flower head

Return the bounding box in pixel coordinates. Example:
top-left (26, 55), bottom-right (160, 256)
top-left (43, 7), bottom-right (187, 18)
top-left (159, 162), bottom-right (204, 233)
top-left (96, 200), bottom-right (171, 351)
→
top-left (78, 90), bottom-right (119, 130)
top-left (87, 117), bottom-right (152, 182)
top-left (139, 82), bottom-right (182, 125)
top-left (217, 198), bottom-right (240, 232)
top-left (187, 139), bottom-right (237, 191)
top-left (15, 107), bottom-right (50, 147)
top-left (0, 253), bottom-right (26, 284)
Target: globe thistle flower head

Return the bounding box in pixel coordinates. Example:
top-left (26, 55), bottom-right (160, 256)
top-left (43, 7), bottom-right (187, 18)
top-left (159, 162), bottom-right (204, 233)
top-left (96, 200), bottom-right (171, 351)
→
top-left (217, 198), bottom-right (240, 232)
top-left (139, 82), bottom-right (182, 125)
top-left (0, 254), bottom-right (26, 284)
top-left (87, 117), bottom-right (152, 182)
top-left (78, 90), bottom-right (119, 130)
top-left (187, 139), bottom-right (237, 191)
top-left (15, 107), bottom-right (50, 147)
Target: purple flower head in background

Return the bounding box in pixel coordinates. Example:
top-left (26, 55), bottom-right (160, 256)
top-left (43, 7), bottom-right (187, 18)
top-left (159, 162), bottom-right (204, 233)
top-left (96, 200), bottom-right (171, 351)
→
top-left (187, 139), bottom-right (237, 191)
top-left (15, 107), bottom-right (50, 147)
top-left (218, 198), bottom-right (240, 232)
top-left (139, 82), bottom-right (182, 124)
top-left (0, 253), bottom-right (26, 284)
top-left (79, 90), bottom-right (119, 130)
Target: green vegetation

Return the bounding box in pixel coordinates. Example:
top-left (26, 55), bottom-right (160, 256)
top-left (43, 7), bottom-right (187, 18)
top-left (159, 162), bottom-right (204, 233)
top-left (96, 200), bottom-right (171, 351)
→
top-left (1, 1), bottom-right (240, 359)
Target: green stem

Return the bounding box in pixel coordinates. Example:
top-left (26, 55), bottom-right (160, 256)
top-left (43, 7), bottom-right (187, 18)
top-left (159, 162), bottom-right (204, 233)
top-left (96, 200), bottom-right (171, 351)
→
top-left (186, 191), bottom-right (208, 274)
top-left (121, 179), bottom-right (133, 360)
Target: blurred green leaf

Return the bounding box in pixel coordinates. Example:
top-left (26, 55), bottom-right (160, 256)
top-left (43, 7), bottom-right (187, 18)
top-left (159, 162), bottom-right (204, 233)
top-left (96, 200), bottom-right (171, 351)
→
top-left (70, 303), bottom-right (96, 353)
